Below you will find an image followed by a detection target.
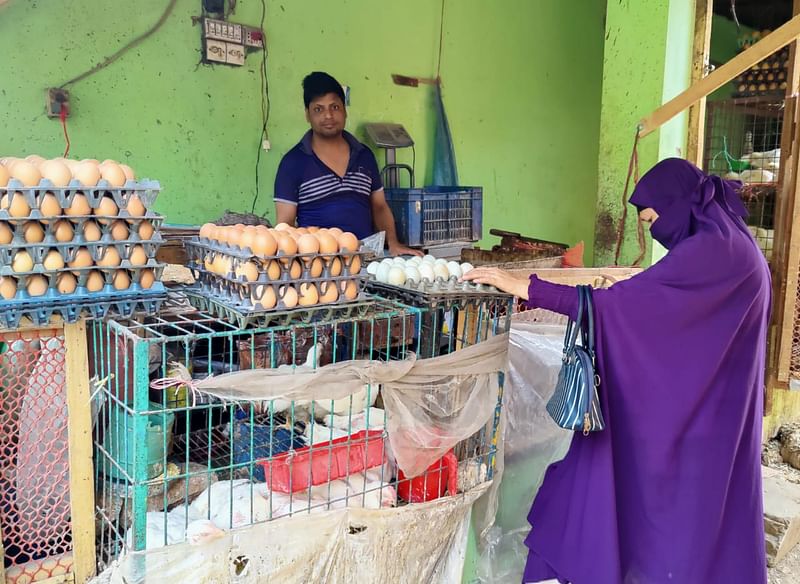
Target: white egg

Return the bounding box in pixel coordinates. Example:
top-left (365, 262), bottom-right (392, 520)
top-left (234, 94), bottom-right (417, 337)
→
top-left (406, 257), bottom-right (421, 267)
top-left (433, 264), bottom-right (450, 281)
top-left (423, 254), bottom-right (436, 264)
top-left (392, 257), bottom-right (406, 266)
top-left (460, 262), bottom-right (474, 274)
top-left (376, 262), bottom-right (393, 283)
top-left (381, 257), bottom-right (394, 267)
top-left (404, 266), bottom-right (421, 284)
top-left (387, 266), bottom-right (407, 286)
top-left (367, 261), bottom-right (380, 276)
top-left (447, 261), bottom-right (462, 279)
top-left (434, 258), bottom-right (448, 267)
top-left (418, 263), bottom-right (435, 282)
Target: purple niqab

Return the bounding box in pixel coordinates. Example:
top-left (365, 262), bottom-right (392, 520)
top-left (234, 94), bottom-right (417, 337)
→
top-left (522, 158), bottom-right (771, 583)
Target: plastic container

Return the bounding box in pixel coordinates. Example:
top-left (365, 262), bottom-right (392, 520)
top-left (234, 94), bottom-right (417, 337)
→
top-left (384, 186), bottom-right (483, 247)
top-left (232, 413), bottom-right (305, 482)
top-left (100, 401), bottom-right (175, 481)
top-left (258, 429), bottom-right (387, 493)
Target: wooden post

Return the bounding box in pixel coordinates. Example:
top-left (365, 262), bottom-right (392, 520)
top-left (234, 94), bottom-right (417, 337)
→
top-left (64, 320), bottom-right (96, 583)
top-left (640, 14), bottom-right (800, 137)
top-left (686, 0), bottom-right (713, 168)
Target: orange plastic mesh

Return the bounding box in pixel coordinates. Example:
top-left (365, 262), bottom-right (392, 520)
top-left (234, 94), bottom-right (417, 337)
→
top-left (0, 334), bottom-right (73, 580)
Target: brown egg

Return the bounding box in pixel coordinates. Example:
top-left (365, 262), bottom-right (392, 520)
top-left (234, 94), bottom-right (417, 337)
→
top-left (27, 275), bottom-right (48, 297)
top-left (263, 260), bottom-right (281, 280)
top-left (39, 160), bottom-right (72, 187)
top-left (316, 233), bottom-right (339, 255)
top-left (274, 223), bottom-right (293, 232)
top-left (53, 220), bottom-right (74, 242)
top-left (252, 285), bottom-right (277, 309)
top-left (309, 257), bottom-right (324, 278)
top-left (56, 272), bottom-right (77, 294)
top-left (341, 279), bottom-right (359, 300)
top-left (73, 162), bottom-right (101, 187)
top-left (11, 160), bottom-right (42, 187)
top-left (66, 193), bottom-right (91, 217)
top-left (217, 256), bottom-right (233, 276)
top-left (214, 226), bottom-right (230, 245)
top-left (328, 257), bottom-right (343, 277)
top-left (279, 285), bottom-right (298, 308)
top-left (289, 260), bottom-right (302, 279)
top-left (276, 233), bottom-right (298, 259)
top-left (8, 192), bottom-right (31, 218)
top-left (297, 233), bottom-right (320, 255)
top-left (199, 223), bottom-right (215, 240)
top-left (140, 269), bottom-right (155, 289)
top-left (127, 194), bottom-right (146, 216)
top-left (23, 221), bottom-right (45, 243)
top-left (236, 261), bottom-right (259, 282)
top-left (308, 226), bottom-right (320, 234)
top-left (25, 155), bottom-right (45, 166)
top-left (81, 158), bottom-right (100, 165)
top-left (120, 164), bottom-right (135, 182)
top-left (82, 220), bottom-right (102, 242)
top-left (95, 196), bottom-right (119, 224)
top-left (110, 220), bottom-right (129, 241)
top-left (240, 228), bottom-right (258, 253)
top-left (128, 245), bottom-right (147, 266)
top-left (0, 276), bottom-right (17, 299)
top-left (86, 270), bottom-right (104, 292)
top-left (43, 249), bottom-right (65, 270)
top-left (347, 255), bottom-right (362, 275)
top-left (113, 270), bottom-right (131, 290)
top-left (0, 222), bottom-right (13, 244)
top-left (12, 250), bottom-right (33, 272)
top-left (319, 281), bottom-right (339, 303)
top-left (99, 162), bottom-right (126, 187)
top-left (251, 228), bottom-right (278, 256)
top-left (97, 246), bottom-right (122, 267)
top-left (0, 164), bottom-right (10, 187)
top-left (39, 192), bottom-right (62, 221)
top-left (337, 232), bottom-right (359, 253)
top-left (227, 227), bottom-right (244, 249)
top-left (298, 283), bottom-right (319, 306)
top-left (327, 227), bottom-right (343, 239)
top-left (68, 248), bottom-right (93, 269)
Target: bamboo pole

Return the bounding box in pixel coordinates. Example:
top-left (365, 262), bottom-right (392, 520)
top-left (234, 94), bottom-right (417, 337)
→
top-left (686, 0), bottom-right (713, 167)
top-left (640, 14), bottom-right (800, 137)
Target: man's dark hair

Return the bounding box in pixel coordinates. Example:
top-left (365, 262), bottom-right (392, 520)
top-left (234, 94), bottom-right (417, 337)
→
top-left (302, 72), bottom-right (345, 108)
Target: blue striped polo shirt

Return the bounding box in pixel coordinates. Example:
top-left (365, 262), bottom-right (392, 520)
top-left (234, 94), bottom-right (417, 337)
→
top-left (273, 130), bottom-right (383, 239)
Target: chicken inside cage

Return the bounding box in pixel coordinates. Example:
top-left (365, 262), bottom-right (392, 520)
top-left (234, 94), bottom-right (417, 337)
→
top-left (704, 95), bottom-right (784, 261)
top-left (90, 298), bottom-right (509, 565)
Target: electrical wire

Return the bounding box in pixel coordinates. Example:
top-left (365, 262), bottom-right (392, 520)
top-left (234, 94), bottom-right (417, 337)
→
top-left (60, 106), bottom-right (71, 158)
top-left (252, 0), bottom-right (271, 214)
top-left (411, 144), bottom-right (416, 188)
top-left (436, 0), bottom-right (446, 80)
top-left (60, 0), bottom-right (178, 88)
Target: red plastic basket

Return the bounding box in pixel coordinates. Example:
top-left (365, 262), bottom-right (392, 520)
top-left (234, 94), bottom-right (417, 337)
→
top-left (258, 429), bottom-right (387, 493)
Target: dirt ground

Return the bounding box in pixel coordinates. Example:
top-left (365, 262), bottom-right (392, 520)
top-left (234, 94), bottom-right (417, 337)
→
top-left (769, 543), bottom-right (800, 583)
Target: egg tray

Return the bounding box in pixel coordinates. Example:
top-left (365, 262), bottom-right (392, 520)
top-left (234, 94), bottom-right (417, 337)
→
top-left (0, 214), bottom-right (164, 245)
top-left (0, 178), bottom-right (160, 217)
top-left (1, 264), bottom-right (166, 298)
top-left (0, 242), bottom-right (162, 276)
top-left (366, 279), bottom-right (511, 310)
top-left (183, 288), bottom-right (379, 328)
top-left (188, 266), bottom-right (368, 312)
top-left (0, 290), bottom-right (167, 331)
top-left (185, 238), bottom-right (366, 282)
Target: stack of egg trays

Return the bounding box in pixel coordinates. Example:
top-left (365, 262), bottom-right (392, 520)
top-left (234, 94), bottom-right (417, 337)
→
top-left (365, 278), bottom-right (509, 310)
top-left (184, 237), bottom-right (370, 313)
top-left (0, 178), bottom-right (166, 328)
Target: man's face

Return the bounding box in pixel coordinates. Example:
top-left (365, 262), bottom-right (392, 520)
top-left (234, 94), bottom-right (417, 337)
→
top-left (306, 93), bottom-right (346, 138)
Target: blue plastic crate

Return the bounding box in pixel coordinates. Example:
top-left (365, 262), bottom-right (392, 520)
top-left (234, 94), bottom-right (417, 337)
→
top-left (384, 186), bottom-right (483, 247)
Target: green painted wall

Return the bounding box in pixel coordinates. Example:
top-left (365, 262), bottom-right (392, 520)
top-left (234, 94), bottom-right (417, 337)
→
top-left (0, 0), bottom-right (605, 258)
top-left (593, 0), bottom-right (693, 266)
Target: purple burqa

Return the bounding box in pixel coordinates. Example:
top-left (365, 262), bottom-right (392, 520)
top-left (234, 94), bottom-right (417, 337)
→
top-left (522, 158), bottom-right (771, 583)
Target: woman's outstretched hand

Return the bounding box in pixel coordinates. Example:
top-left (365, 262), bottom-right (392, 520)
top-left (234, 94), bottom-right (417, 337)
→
top-left (461, 267), bottom-right (530, 301)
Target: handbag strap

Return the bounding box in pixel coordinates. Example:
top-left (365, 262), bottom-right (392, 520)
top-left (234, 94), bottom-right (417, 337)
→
top-left (563, 284), bottom-right (586, 354)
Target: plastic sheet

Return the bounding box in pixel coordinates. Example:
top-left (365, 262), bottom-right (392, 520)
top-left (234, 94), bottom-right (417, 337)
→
top-left (193, 333), bottom-right (509, 478)
top-left (475, 323), bottom-right (573, 583)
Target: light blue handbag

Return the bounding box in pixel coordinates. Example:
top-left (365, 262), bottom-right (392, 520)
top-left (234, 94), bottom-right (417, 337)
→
top-left (546, 285), bottom-right (605, 435)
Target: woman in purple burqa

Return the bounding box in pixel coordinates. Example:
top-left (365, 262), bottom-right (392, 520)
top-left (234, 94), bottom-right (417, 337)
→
top-left (464, 158), bottom-right (770, 583)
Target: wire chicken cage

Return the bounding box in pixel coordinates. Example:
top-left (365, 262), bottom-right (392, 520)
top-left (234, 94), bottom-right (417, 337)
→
top-left (89, 294), bottom-right (511, 572)
top-left (704, 95), bottom-right (784, 260)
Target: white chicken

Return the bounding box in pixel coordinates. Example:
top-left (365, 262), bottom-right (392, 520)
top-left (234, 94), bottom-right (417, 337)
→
top-left (125, 511), bottom-right (190, 550)
top-left (312, 383), bottom-right (381, 417)
top-left (323, 406), bottom-right (386, 433)
top-left (190, 479), bottom-right (288, 528)
top-left (303, 421), bottom-right (350, 445)
top-left (254, 344), bottom-right (320, 426)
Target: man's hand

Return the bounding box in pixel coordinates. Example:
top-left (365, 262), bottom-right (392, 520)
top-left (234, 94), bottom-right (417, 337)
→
top-left (388, 243), bottom-right (424, 257)
top-left (461, 267), bottom-right (529, 300)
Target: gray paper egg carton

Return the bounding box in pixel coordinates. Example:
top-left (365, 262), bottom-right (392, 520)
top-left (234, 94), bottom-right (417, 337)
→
top-left (0, 177), bottom-right (160, 220)
top-left (2, 264), bottom-right (166, 296)
top-left (185, 237), bottom-right (366, 282)
top-left (0, 241), bottom-right (162, 275)
top-left (0, 214), bottom-right (164, 245)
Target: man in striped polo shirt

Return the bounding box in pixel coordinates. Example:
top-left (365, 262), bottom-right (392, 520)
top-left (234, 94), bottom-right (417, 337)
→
top-left (274, 71), bottom-right (420, 257)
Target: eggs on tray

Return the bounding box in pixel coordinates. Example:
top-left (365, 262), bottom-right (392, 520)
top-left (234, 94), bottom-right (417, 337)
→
top-left (196, 223), bottom-right (362, 310)
top-left (368, 255), bottom-right (474, 288)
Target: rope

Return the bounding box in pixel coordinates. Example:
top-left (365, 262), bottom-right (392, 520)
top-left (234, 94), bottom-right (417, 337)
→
top-left (150, 363), bottom-right (212, 408)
